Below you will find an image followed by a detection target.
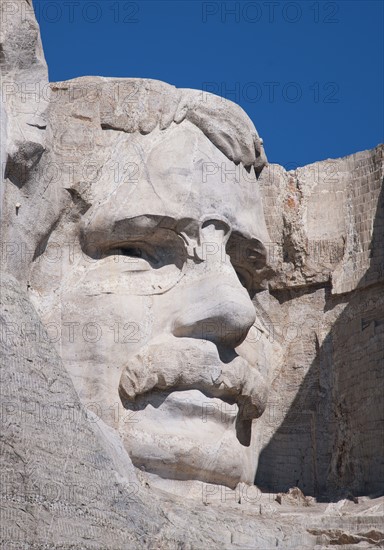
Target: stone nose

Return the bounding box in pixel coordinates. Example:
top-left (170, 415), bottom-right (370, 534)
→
top-left (172, 271), bottom-right (256, 349)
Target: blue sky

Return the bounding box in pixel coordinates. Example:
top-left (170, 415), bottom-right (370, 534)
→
top-left (34, 0), bottom-right (383, 168)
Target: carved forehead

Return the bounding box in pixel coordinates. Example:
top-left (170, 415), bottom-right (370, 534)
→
top-left (145, 122), bottom-right (258, 188)
top-left (109, 121), bottom-right (258, 183)
top-left (82, 123), bottom-right (270, 245)
top-left (147, 120), bottom-right (229, 166)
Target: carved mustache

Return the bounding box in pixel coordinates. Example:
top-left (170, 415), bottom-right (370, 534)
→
top-left (119, 338), bottom-right (267, 420)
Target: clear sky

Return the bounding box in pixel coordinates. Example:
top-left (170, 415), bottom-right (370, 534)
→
top-left (34, 0), bottom-right (383, 169)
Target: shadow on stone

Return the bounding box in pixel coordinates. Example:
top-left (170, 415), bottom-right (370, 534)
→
top-left (256, 178), bottom-right (384, 501)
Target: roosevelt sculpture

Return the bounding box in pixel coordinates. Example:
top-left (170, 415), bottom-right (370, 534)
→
top-left (26, 78), bottom-right (273, 489)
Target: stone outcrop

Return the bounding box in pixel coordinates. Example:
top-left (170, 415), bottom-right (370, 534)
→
top-left (1, 0), bottom-right (50, 269)
top-left (255, 147), bottom-right (384, 499)
top-left (259, 147), bottom-right (383, 294)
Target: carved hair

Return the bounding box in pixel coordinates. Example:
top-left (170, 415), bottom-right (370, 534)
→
top-left (57, 77), bottom-right (267, 175)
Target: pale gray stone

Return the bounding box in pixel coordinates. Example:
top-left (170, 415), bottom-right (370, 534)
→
top-left (1, 1), bottom-right (383, 548)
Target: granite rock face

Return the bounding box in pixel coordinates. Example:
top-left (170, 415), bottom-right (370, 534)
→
top-left (0, 0), bottom-right (57, 289)
top-left (255, 148), bottom-right (384, 499)
top-left (1, 1), bottom-right (383, 548)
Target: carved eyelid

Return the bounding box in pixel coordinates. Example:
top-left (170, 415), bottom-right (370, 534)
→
top-left (106, 227), bottom-right (189, 267)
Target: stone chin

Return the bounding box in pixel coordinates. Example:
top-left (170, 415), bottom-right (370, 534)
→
top-left (118, 390), bottom-right (259, 488)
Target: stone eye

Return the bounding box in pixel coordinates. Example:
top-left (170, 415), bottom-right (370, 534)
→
top-left (117, 247), bottom-right (143, 258)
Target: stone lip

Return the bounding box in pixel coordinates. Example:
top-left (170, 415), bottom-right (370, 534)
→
top-left (119, 337), bottom-right (268, 420)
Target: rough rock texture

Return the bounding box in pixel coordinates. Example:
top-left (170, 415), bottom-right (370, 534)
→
top-left (0, 273), bottom-right (155, 548)
top-left (1, 273), bottom-right (383, 549)
top-left (1, 0), bottom-right (51, 267)
top-left (0, 0), bottom-right (48, 174)
top-left (1, 1), bottom-right (383, 548)
top-left (259, 148), bottom-right (383, 293)
top-left (255, 149), bottom-right (384, 499)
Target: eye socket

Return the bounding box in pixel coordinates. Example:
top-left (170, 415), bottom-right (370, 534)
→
top-left (116, 247), bottom-right (143, 258)
top-left (105, 244), bottom-right (155, 264)
top-left (226, 235), bottom-right (267, 271)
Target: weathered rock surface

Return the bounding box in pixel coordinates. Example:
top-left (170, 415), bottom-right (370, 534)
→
top-left (1, 1), bottom-right (383, 548)
top-left (0, 0), bottom-right (61, 293)
top-left (259, 146), bottom-right (383, 293)
top-left (1, 272), bottom-right (383, 550)
top-left (255, 148), bottom-right (384, 499)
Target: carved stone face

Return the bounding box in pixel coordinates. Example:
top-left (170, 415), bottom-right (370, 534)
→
top-left (30, 120), bottom-right (271, 488)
